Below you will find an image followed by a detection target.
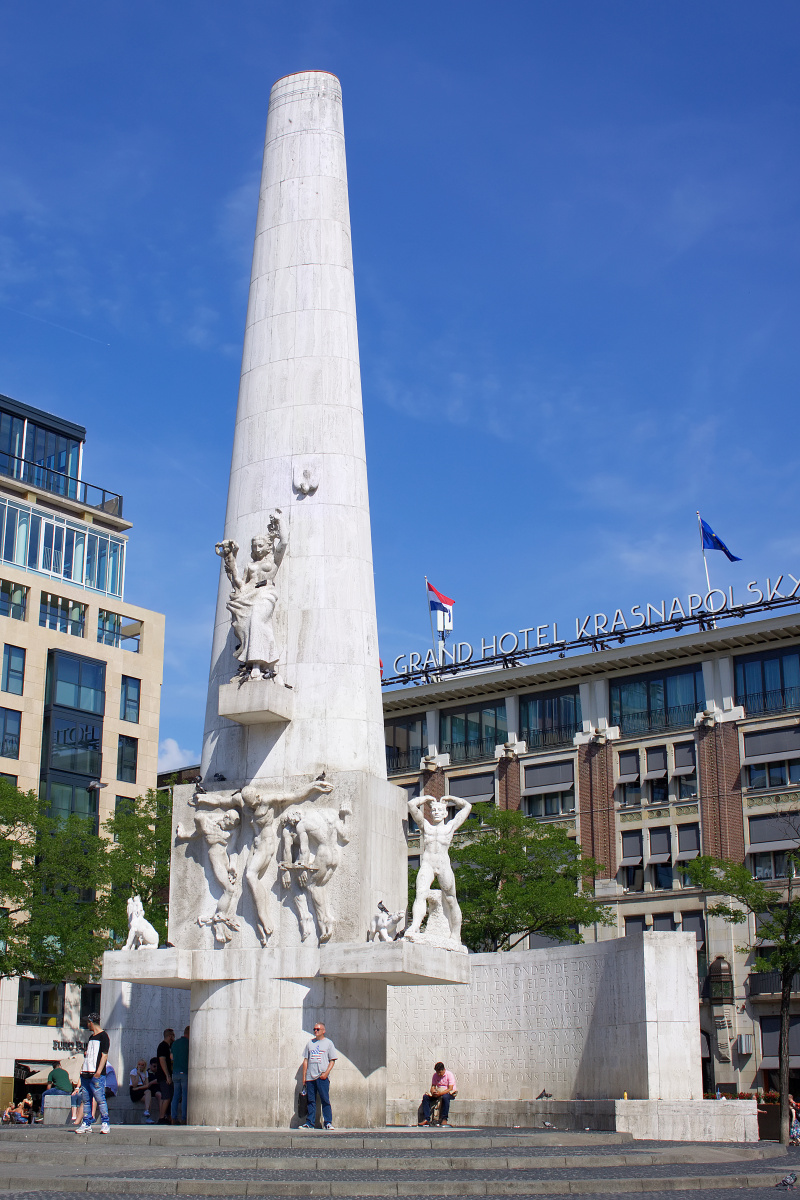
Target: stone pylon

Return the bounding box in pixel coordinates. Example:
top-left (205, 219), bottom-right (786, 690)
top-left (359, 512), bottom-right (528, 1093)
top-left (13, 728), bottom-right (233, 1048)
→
top-left (104, 72), bottom-right (466, 1131)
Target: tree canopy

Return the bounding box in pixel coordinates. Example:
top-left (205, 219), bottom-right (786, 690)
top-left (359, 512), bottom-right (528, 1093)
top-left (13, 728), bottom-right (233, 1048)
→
top-left (449, 806), bottom-right (614, 952)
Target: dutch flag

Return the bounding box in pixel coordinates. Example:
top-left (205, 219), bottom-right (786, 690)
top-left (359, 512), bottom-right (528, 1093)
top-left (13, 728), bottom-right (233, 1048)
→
top-left (427, 580), bottom-right (454, 631)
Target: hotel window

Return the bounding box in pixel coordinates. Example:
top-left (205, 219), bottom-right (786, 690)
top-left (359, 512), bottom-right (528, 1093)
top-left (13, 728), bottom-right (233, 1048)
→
top-left (0, 773), bottom-right (17, 785)
top-left (610, 666), bottom-right (705, 737)
top-left (440, 700), bottom-right (507, 764)
top-left (620, 829), bottom-right (644, 892)
top-left (682, 910), bottom-right (706, 948)
top-left (625, 915), bottom-right (646, 935)
top-left (652, 913), bottom-right (676, 931)
top-left (45, 713), bottom-right (102, 776)
top-left (447, 772), bottom-right (496, 823)
top-left (645, 746), bottom-right (668, 804)
top-left (519, 688), bottom-right (581, 750)
top-left (46, 652), bottom-right (105, 715)
top-left (0, 579), bottom-right (26, 621)
top-left (40, 592), bottom-right (85, 637)
top-left (748, 813), bottom-right (800, 880)
top-left (617, 749), bottom-right (641, 807)
top-left (117, 735), bottom-right (138, 783)
top-left (675, 822), bottom-right (701, 864)
top-left (522, 759), bottom-right (574, 818)
top-left (98, 610), bottom-right (140, 651)
top-left (0, 708), bottom-right (20, 759)
top-left (1, 644), bottom-right (24, 695)
top-left (648, 826), bottom-right (673, 889)
top-left (399, 782), bottom-right (420, 832)
top-left (384, 716), bottom-right (426, 773)
top-left (41, 777), bottom-right (98, 824)
top-left (736, 649), bottom-right (800, 717)
top-left (120, 675), bottom-right (141, 723)
top-left (673, 741), bottom-right (698, 798)
top-left (742, 726), bottom-right (800, 792)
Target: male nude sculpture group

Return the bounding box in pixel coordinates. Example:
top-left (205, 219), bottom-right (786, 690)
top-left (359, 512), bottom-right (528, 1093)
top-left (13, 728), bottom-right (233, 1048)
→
top-left (172, 521), bottom-right (472, 952)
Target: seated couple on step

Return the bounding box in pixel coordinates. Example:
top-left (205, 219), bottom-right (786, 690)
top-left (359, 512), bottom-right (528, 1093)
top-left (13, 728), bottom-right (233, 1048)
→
top-left (418, 1062), bottom-right (457, 1127)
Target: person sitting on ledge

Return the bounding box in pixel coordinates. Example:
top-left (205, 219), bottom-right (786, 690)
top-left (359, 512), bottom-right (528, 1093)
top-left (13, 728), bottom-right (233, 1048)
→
top-left (419, 1061), bottom-right (458, 1126)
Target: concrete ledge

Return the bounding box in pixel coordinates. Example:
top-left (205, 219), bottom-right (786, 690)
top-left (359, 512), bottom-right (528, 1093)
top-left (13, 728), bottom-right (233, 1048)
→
top-left (218, 680), bottom-right (293, 725)
top-left (386, 1098), bottom-right (759, 1141)
top-left (320, 941), bottom-right (471, 985)
top-left (103, 948), bottom-right (194, 989)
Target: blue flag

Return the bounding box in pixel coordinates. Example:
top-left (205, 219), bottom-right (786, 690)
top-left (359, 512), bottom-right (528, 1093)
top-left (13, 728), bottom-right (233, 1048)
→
top-left (700, 517), bottom-right (741, 563)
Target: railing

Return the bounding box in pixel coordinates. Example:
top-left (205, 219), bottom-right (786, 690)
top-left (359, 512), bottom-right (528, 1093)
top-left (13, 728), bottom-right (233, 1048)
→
top-left (740, 688), bottom-right (800, 717)
top-left (521, 724), bottom-right (579, 751)
top-left (442, 737), bottom-right (497, 764)
top-left (748, 970), bottom-right (800, 996)
top-left (616, 703), bottom-right (697, 737)
top-left (386, 748), bottom-right (423, 774)
top-left (0, 451), bottom-right (123, 517)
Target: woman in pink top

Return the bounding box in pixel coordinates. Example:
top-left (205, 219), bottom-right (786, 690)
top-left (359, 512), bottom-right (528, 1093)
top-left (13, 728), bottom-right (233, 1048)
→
top-left (419, 1061), bottom-right (458, 1126)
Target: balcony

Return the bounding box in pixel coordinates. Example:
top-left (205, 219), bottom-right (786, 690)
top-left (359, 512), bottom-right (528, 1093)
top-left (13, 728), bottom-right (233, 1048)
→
top-left (617, 703), bottom-right (698, 738)
top-left (748, 970), bottom-right (800, 997)
top-left (442, 737), bottom-right (497, 765)
top-left (521, 724), bottom-right (579, 751)
top-left (740, 687), bottom-right (800, 718)
top-left (386, 748), bottom-right (423, 775)
top-left (0, 451), bottom-right (123, 517)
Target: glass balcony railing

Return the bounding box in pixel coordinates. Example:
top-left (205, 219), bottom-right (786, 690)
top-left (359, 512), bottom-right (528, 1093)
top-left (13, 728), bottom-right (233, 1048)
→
top-left (616, 703), bottom-right (698, 738)
top-left (521, 724), bottom-right (579, 751)
top-left (0, 451), bottom-right (123, 517)
top-left (740, 688), bottom-right (800, 718)
top-left (442, 737), bottom-right (497, 764)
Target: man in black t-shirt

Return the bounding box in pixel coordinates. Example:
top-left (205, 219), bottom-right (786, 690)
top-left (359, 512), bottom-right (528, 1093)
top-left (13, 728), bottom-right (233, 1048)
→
top-left (75, 1013), bottom-right (111, 1134)
top-left (155, 1028), bottom-right (175, 1123)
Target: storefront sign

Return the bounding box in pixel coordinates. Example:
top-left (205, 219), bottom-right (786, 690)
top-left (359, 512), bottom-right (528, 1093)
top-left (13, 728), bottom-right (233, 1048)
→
top-left (391, 575), bottom-right (800, 675)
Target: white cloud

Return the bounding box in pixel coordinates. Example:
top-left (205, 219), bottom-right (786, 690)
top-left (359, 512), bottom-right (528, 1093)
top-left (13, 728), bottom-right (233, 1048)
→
top-left (158, 737), bottom-right (199, 772)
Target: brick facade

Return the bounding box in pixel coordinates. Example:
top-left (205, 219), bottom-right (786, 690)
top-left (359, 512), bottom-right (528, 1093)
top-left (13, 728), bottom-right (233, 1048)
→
top-left (497, 756), bottom-right (521, 811)
top-left (577, 741), bottom-right (616, 877)
top-left (698, 722), bottom-right (745, 861)
top-left (422, 765), bottom-right (445, 800)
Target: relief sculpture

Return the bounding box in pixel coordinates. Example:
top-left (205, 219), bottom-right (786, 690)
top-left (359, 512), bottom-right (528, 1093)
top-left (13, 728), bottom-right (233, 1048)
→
top-left (279, 795), bottom-right (352, 943)
top-left (175, 789), bottom-right (243, 944)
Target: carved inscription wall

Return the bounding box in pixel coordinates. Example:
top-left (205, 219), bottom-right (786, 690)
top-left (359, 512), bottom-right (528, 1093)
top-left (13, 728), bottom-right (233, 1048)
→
top-left (387, 942), bottom-right (646, 1102)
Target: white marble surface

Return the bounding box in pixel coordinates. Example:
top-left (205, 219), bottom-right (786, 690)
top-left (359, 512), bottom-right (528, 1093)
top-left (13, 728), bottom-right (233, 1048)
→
top-left (387, 934), bottom-right (703, 1103)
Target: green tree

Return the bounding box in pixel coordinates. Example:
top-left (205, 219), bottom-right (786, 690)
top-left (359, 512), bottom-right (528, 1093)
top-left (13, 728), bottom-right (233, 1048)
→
top-left (101, 788), bottom-right (173, 947)
top-left (683, 851), bottom-right (800, 1145)
top-left (449, 807), bottom-right (614, 951)
top-left (0, 778), bottom-right (108, 982)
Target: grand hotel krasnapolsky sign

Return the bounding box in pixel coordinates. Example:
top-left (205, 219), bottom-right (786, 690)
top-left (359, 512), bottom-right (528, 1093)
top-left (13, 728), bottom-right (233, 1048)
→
top-left (390, 574), bottom-right (800, 677)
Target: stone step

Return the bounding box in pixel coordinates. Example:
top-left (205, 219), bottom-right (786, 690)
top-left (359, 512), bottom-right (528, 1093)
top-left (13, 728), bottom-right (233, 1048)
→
top-left (0, 1129), bottom-right (634, 1149)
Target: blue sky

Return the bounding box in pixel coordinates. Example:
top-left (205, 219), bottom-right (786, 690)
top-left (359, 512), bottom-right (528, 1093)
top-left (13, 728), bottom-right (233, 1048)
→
top-left (1, 2), bottom-right (798, 767)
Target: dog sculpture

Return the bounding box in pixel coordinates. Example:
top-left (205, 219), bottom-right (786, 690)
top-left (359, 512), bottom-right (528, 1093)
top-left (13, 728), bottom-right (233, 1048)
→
top-left (368, 901), bottom-right (405, 942)
top-left (123, 895), bottom-right (159, 950)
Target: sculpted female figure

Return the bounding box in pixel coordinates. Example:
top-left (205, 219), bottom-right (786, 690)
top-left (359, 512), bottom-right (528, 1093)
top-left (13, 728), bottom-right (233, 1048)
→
top-left (215, 509), bottom-right (288, 684)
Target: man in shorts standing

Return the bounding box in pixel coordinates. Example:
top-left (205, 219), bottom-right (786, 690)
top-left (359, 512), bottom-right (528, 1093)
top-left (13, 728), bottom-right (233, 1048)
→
top-left (300, 1021), bottom-right (337, 1130)
top-left (155, 1028), bottom-right (175, 1124)
top-left (75, 1013), bottom-right (110, 1134)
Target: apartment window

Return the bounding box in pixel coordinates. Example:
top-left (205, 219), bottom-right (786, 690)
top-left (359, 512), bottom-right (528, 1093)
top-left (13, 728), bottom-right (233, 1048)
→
top-left (385, 716), bottom-right (426, 773)
top-left (625, 915), bottom-right (646, 935)
top-left (673, 742), bottom-right (698, 798)
top-left (0, 708), bottom-right (20, 759)
top-left (117, 735), bottom-right (137, 783)
top-left (46, 652), bottom-right (105, 715)
top-left (681, 910), bottom-right (706, 947)
top-left (620, 829), bottom-right (644, 891)
top-left (617, 749), bottom-right (641, 806)
top-left (45, 713), bottom-right (102, 776)
top-left (440, 700), bottom-right (507, 764)
top-left (17, 979), bottom-right (65, 1027)
top-left (448, 772), bottom-right (495, 807)
top-left (120, 676), bottom-right (141, 723)
top-left (675, 822), bottom-right (701, 863)
top-left (736, 649), bottom-right (800, 717)
top-left (39, 592), bottom-right (85, 637)
top-left (645, 746), bottom-right (668, 804)
top-left (522, 758), bottom-right (575, 818)
top-left (98, 610), bottom-right (140, 651)
top-left (761, 1016), bottom-right (800, 1065)
top-left (652, 913), bottom-right (676, 931)
top-left (0, 579), bottom-right (26, 621)
top-left (648, 826), bottom-right (673, 889)
top-left (519, 687), bottom-right (581, 750)
top-left (42, 777), bottom-right (97, 823)
top-left (398, 782), bottom-right (420, 831)
top-left (1, 645), bottom-right (24, 695)
top-left (743, 727), bottom-right (800, 792)
top-left (747, 813), bottom-right (800, 881)
top-left (610, 666), bottom-right (705, 737)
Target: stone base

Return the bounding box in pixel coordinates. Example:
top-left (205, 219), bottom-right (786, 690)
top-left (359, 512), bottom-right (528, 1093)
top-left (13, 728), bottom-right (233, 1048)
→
top-left (218, 680), bottom-right (294, 725)
top-left (320, 941), bottom-right (470, 985)
top-left (385, 1098), bottom-right (759, 1142)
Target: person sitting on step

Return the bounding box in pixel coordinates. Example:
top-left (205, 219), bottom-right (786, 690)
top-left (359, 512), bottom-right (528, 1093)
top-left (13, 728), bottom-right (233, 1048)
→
top-left (419, 1062), bottom-right (458, 1126)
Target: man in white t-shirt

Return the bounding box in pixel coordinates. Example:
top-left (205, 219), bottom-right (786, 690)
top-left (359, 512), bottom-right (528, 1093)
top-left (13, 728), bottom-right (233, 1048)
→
top-left (300, 1021), bottom-right (337, 1130)
top-left (129, 1059), bottom-right (154, 1123)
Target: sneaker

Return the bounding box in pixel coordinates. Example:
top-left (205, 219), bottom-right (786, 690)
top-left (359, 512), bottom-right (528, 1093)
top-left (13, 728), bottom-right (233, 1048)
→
top-left (299, 1123), bottom-right (314, 1130)
top-left (74, 1123), bottom-right (92, 1134)
top-left (143, 1113), bottom-right (154, 1124)
top-left (99, 1123), bottom-right (110, 1135)
top-left (324, 1122), bottom-right (334, 1130)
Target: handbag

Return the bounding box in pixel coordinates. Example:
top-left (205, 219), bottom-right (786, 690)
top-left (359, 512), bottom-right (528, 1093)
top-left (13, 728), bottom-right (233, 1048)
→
top-left (298, 1089), bottom-right (308, 1120)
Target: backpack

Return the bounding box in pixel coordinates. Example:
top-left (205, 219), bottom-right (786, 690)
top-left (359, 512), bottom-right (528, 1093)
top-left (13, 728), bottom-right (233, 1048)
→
top-left (104, 1065), bottom-right (118, 1097)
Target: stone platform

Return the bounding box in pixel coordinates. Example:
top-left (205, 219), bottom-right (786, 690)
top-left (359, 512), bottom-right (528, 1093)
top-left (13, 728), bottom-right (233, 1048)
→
top-left (0, 1125), bottom-right (788, 1196)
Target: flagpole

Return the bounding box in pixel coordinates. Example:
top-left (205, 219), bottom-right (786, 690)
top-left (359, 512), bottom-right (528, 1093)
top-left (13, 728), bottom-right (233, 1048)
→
top-left (696, 511), bottom-right (715, 629)
top-left (424, 576), bottom-right (439, 668)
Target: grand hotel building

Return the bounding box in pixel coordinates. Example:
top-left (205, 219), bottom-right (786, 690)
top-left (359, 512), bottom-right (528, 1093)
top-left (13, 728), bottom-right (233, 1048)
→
top-left (383, 611), bottom-right (800, 1096)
